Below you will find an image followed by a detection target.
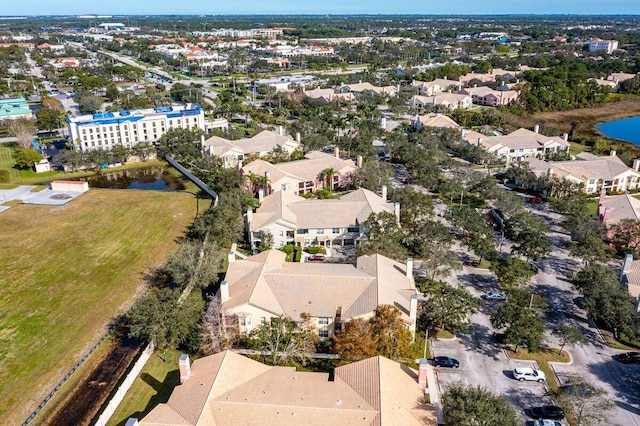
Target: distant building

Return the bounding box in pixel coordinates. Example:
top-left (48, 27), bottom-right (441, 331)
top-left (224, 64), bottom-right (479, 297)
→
top-left (97, 23), bottom-right (126, 32)
top-left (458, 86), bottom-right (519, 106)
top-left (0, 97), bottom-right (32, 120)
top-left (589, 38), bottom-right (619, 54)
top-left (66, 104), bottom-right (205, 151)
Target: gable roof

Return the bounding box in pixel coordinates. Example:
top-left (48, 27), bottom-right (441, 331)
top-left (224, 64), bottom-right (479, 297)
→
top-left (415, 113), bottom-right (461, 129)
top-left (599, 193), bottom-right (640, 225)
top-left (140, 351), bottom-right (435, 426)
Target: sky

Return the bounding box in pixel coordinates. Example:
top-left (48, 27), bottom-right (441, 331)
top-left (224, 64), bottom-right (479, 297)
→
top-left (1, 0), bottom-right (638, 16)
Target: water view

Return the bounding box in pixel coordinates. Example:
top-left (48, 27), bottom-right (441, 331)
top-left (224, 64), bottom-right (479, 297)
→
top-left (596, 115), bottom-right (640, 145)
top-left (82, 167), bottom-right (186, 191)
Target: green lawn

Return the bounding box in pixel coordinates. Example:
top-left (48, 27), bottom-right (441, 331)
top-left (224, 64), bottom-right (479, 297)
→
top-left (107, 349), bottom-right (182, 426)
top-left (569, 142), bottom-right (590, 157)
top-left (0, 189), bottom-right (198, 424)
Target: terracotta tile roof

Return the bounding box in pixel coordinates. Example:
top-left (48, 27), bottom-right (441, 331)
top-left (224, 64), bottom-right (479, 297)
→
top-left (140, 351), bottom-right (436, 426)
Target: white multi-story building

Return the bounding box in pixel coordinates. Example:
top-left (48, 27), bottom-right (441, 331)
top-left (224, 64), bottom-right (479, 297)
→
top-left (66, 104), bottom-right (205, 151)
top-left (589, 38), bottom-right (619, 54)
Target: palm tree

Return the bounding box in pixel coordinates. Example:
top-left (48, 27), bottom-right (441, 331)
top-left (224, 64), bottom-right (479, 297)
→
top-left (332, 115), bottom-right (347, 145)
top-left (320, 168), bottom-right (337, 191)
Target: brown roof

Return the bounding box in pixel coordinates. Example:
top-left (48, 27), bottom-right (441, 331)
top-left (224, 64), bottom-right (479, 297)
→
top-left (140, 351), bottom-right (436, 426)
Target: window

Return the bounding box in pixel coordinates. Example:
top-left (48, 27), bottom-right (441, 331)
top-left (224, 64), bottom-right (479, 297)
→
top-left (318, 317), bottom-right (330, 325)
top-left (317, 229), bottom-right (324, 234)
top-left (239, 318), bottom-right (246, 326)
top-left (318, 330), bottom-right (329, 338)
top-left (298, 229), bottom-right (308, 235)
top-left (260, 317), bottom-right (266, 324)
top-left (332, 228), bottom-right (340, 234)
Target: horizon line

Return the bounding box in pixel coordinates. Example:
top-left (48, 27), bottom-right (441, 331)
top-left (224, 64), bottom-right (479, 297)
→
top-left (2, 13), bottom-right (640, 17)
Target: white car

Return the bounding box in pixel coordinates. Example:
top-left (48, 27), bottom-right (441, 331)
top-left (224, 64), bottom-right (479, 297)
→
top-left (533, 420), bottom-right (566, 426)
top-left (513, 367), bottom-right (546, 382)
top-left (483, 291), bottom-right (507, 301)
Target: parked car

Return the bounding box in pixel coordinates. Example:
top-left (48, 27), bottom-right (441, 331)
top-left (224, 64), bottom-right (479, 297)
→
top-left (404, 177), bottom-right (415, 184)
top-left (431, 356), bottom-right (460, 368)
top-left (513, 367), bottom-right (546, 382)
top-left (483, 291), bottom-right (507, 301)
top-left (307, 254), bottom-right (325, 262)
top-left (531, 405), bottom-right (565, 420)
top-left (615, 351), bottom-right (640, 364)
top-left (533, 420), bottom-right (566, 426)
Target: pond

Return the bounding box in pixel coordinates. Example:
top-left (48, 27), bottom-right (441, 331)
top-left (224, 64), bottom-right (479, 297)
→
top-left (82, 167), bottom-right (186, 191)
top-left (596, 116), bottom-right (640, 145)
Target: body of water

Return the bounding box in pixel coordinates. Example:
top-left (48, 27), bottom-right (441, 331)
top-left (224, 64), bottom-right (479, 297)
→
top-left (597, 116), bottom-right (640, 145)
top-left (82, 167), bottom-right (186, 191)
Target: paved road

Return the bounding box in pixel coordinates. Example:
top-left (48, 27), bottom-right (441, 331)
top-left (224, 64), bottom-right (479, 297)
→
top-left (430, 201), bottom-right (640, 425)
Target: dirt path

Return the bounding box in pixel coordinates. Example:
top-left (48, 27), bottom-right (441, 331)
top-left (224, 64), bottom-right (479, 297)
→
top-left (42, 336), bottom-right (142, 426)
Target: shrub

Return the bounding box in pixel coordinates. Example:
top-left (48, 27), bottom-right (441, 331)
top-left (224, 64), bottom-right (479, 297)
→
top-left (283, 244), bottom-right (294, 255)
top-left (0, 169), bottom-right (9, 183)
top-left (294, 246), bottom-right (302, 262)
top-left (305, 246), bottom-right (327, 255)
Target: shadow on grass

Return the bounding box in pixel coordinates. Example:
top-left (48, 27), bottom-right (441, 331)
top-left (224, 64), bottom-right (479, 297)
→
top-left (115, 369), bottom-right (180, 426)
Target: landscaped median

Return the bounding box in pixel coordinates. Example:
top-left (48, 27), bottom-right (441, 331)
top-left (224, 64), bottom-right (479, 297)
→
top-left (503, 346), bottom-right (570, 390)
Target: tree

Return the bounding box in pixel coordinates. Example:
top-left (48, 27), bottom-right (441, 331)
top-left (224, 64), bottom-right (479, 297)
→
top-left (332, 318), bottom-right (377, 363)
top-left (14, 148), bottom-right (42, 169)
top-left (36, 105), bottom-right (64, 131)
top-left (7, 117), bottom-right (36, 149)
top-left (609, 219), bottom-right (640, 252)
top-left (75, 93), bottom-right (103, 114)
top-left (258, 231), bottom-right (274, 252)
top-left (354, 160), bottom-right (393, 192)
top-left (199, 295), bottom-right (231, 355)
top-left (156, 128), bottom-right (203, 160)
top-left (441, 383), bottom-right (519, 426)
top-left (493, 257), bottom-right (534, 288)
top-left (419, 281), bottom-right (481, 333)
top-left (165, 240), bottom-right (224, 291)
top-left (357, 211), bottom-right (408, 260)
top-left (369, 305), bottom-right (413, 360)
top-left (551, 380), bottom-right (615, 426)
top-left (126, 288), bottom-right (205, 350)
top-left (249, 316), bottom-right (317, 366)
top-left (320, 167), bottom-right (336, 190)
top-left (552, 324), bottom-right (587, 355)
top-left (490, 303), bottom-right (544, 352)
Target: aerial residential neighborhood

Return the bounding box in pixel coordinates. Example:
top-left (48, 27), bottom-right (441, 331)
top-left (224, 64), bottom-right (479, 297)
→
top-left (1, 5), bottom-right (640, 426)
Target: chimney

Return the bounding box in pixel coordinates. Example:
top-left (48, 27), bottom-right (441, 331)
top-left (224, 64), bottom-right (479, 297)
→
top-left (418, 358), bottom-right (428, 392)
top-left (547, 168), bottom-right (554, 176)
top-left (179, 354), bottom-right (191, 384)
top-left (246, 207), bottom-right (253, 224)
top-left (562, 133), bottom-right (568, 141)
top-left (296, 132), bottom-right (301, 143)
top-left (610, 149), bottom-right (617, 157)
top-left (219, 279), bottom-right (230, 303)
top-left (406, 257), bottom-right (413, 281)
top-left (394, 201), bottom-right (400, 223)
top-left (533, 124), bottom-right (540, 134)
top-left (603, 207), bottom-right (611, 223)
top-left (380, 117), bottom-right (387, 130)
top-left (258, 188), bottom-right (264, 203)
top-left (634, 159), bottom-right (640, 172)
top-left (381, 184), bottom-right (388, 202)
top-left (473, 83), bottom-right (477, 88)
top-left (357, 155), bottom-right (363, 168)
top-left (622, 253), bottom-right (634, 281)
top-left (200, 134), bottom-right (205, 148)
top-left (334, 146), bottom-right (340, 159)
top-left (410, 293), bottom-right (418, 318)
top-left (228, 250), bottom-right (236, 264)
top-left (477, 137), bottom-right (482, 147)
top-left (278, 125), bottom-right (283, 136)
top-left (461, 128), bottom-right (467, 137)
top-left (599, 188), bottom-right (607, 205)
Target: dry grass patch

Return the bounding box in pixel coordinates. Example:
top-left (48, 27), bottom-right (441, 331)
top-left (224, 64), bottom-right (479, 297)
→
top-left (0, 189), bottom-right (197, 424)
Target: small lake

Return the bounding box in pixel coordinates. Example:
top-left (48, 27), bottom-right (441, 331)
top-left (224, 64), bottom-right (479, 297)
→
top-left (83, 167), bottom-right (186, 191)
top-left (597, 116), bottom-right (640, 145)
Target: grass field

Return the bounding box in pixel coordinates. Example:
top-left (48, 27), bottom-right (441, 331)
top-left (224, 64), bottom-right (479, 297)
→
top-left (0, 189), bottom-right (198, 424)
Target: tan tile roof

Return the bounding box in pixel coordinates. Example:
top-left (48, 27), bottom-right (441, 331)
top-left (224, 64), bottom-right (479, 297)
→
top-left (223, 251), bottom-right (415, 323)
top-left (242, 151), bottom-right (358, 185)
top-left (625, 260), bottom-right (640, 297)
top-left (203, 130), bottom-right (300, 157)
top-left (498, 128), bottom-right (570, 150)
top-left (599, 194), bottom-right (640, 225)
top-left (527, 153), bottom-right (637, 181)
top-left (140, 351), bottom-right (435, 426)
top-left (416, 113), bottom-right (461, 129)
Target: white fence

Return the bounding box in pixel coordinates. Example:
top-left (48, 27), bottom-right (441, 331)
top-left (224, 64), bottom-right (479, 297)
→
top-left (93, 341), bottom-right (155, 426)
